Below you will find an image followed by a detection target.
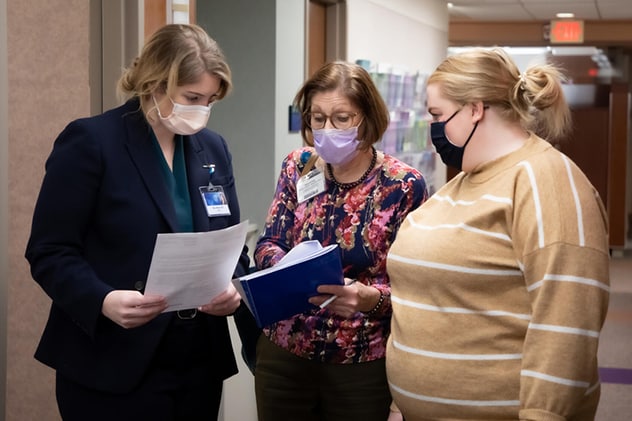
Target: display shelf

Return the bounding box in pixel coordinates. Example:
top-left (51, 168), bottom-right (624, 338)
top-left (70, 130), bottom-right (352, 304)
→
top-left (358, 59), bottom-right (440, 195)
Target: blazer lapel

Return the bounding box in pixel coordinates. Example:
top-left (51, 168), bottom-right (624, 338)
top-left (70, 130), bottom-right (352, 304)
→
top-left (184, 134), bottom-right (212, 232)
top-left (123, 113), bottom-right (179, 232)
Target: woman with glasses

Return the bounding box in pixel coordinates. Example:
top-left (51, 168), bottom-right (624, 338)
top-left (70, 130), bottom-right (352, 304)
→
top-left (386, 48), bottom-right (610, 420)
top-left (252, 61), bottom-right (428, 421)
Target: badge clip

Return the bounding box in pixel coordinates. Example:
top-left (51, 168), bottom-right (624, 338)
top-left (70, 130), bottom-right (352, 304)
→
top-left (203, 164), bottom-right (216, 188)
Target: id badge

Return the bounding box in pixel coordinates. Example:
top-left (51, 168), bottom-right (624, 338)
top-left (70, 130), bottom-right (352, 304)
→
top-left (296, 169), bottom-right (326, 203)
top-left (199, 185), bottom-right (231, 217)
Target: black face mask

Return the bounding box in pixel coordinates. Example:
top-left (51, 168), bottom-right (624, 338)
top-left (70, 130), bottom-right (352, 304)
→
top-left (430, 109), bottom-right (479, 171)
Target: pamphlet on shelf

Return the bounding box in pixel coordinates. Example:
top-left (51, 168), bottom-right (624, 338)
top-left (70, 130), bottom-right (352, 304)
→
top-left (233, 240), bottom-right (344, 327)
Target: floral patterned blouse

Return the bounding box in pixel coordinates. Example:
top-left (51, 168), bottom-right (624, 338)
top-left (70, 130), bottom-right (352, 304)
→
top-left (255, 146), bottom-right (428, 364)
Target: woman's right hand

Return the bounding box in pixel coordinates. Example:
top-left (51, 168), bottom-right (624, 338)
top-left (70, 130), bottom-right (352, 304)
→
top-left (102, 290), bottom-right (168, 329)
top-left (387, 410), bottom-right (404, 421)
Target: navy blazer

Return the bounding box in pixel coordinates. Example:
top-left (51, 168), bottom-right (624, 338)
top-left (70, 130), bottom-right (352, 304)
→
top-left (25, 99), bottom-right (250, 393)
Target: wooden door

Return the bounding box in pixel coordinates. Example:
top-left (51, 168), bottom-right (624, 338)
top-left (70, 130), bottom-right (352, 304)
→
top-left (307, 1), bottom-right (327, 78)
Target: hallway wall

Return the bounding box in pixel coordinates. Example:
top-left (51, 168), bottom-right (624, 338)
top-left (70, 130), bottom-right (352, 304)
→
top-left (5, 1), bottom-right (92, 419)
top-left (346, 0), bottom-right (448, 76)
top-left (197, 0), bottom-right (300, 233)
top-left (0, 0), bottom-right (8, 417)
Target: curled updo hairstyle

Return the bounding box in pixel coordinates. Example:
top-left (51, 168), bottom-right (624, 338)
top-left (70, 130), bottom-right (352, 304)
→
top-left (428, 47), bottom-right (571, 140)
top-left (117, 24), bottom-right (232, 116)
top-left (294, 61), bottom-right (389, 150)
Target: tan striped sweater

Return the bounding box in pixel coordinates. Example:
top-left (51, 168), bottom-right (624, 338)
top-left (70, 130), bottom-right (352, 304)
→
top-left (386, 135), bottom-right (610, 421)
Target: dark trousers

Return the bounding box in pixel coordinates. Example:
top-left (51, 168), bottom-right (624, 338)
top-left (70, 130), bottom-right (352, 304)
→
top-left (56, 316), bottom-right (223, 421)
top-left (255, 336), bottom-right (391, 421)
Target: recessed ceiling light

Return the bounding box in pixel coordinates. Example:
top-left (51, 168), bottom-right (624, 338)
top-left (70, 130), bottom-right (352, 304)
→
top-left (556, 12), bottom-right (575, 18)
top-left (447, 2), bottom-right (454, 8)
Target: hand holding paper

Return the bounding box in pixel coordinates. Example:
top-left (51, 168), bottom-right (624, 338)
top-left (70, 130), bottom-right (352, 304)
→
top-left (102, 290), bottom-right (168, 329)
top-left (144, 221), bottom-right (248, 312)
top-left (197, 281), bottom-right (242, 316)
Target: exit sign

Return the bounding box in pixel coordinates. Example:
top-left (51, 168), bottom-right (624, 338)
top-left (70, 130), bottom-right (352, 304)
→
top-left (550, 20), bottom-right (584, 43)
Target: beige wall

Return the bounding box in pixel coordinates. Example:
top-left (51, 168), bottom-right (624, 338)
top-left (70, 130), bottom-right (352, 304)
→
top-left (1, 0), bottom-right (8, 417)
top-left (6, 0), bottom-right (91, 419)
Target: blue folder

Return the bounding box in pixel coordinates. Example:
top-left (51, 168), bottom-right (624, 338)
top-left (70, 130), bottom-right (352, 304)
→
top-left (233, 242), bottom-right (344, 328)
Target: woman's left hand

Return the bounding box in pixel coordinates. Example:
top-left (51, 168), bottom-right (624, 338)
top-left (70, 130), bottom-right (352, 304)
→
top-left (198, 282), bottom-right (242, 316)
top-left (310, 277), bottom-right (380, 318)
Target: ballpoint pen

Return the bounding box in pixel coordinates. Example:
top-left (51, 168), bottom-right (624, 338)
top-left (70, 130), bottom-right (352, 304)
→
top-left (319, 279), bottom-right (357, 309)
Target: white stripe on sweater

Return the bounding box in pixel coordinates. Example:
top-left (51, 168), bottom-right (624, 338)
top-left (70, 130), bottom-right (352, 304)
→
top-left (431, 193), bottom-right (513, 207)
top-left (521, 370), bottom-right (590, 388)
top-left (391, 295), bottom-right (532, 320)
top-left (562, 154), bottom-right (585, 246)
top-left (518, 161), bottom-right (545, 248)
top-left (585, 382), bottom-right (600, 396)
top-left (388, 253), bottom-right (523, 276)
top-left (528, 322), bottom-right (600, 338)
top-left (406, 216), bottom-right (512, 242)
top-left (389, 383), bottom-right (520, 407)
top-left (527, 274), bottom-right (610, 292)
top-left (393, 340), bottom-right (522, 360)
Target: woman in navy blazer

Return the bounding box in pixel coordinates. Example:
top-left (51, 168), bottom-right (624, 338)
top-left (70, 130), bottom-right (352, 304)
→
top-left (25, 24), bottom-right (249, 420)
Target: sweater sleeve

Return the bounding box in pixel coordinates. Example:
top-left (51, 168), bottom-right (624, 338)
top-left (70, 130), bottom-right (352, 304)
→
top-left (512, 154), bottom-right (610, 420)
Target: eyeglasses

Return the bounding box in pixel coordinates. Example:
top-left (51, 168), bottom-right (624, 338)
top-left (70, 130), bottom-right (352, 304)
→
top-left (306, 111), bottom-right (359, 130)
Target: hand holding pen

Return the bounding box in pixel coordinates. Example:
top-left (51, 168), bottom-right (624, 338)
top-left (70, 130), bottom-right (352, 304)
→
top-left (318, 278), bottom-right (358, 309)
top-left (310, 277), bottom-right (382, 318)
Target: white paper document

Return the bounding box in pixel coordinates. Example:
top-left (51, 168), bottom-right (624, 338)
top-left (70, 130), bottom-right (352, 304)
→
top-left (144, 221), bottom-right (249, 312)
top-left (275, 240), bottom-right (324, 267)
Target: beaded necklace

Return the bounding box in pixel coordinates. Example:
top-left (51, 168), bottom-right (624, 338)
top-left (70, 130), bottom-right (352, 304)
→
top-left (326, 147), bottom-right (377, 189)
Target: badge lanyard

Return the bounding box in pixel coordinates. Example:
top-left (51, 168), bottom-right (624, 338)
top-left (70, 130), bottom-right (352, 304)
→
top-left (199, 164), bottom-right (231, 217)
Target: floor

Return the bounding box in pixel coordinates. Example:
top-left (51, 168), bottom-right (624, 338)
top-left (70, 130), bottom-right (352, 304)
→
top-left (595, 249), bottom-right (632, 420)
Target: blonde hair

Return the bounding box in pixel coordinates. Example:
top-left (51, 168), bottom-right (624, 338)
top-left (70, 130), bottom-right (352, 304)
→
top-left (428, 48), bottom-right (571, 140)
top-left (294, 61), bottom-right (389, 150)
top-left (117, 24), bottom-right (232, 116)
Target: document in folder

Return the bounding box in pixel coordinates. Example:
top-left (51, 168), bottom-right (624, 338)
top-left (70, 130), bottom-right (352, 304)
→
top-left (232, 240), bottom-right (344, 327)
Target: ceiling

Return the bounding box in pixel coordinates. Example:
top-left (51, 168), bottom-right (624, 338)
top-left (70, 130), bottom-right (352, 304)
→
top-left (447, 0), bottom-right (632, 21)
top-left (445, 1), bottom-right (630, 81)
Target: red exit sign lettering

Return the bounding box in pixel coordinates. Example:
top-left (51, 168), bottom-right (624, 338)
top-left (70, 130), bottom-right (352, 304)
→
top-left (550, 20), bottom-right (584, 43)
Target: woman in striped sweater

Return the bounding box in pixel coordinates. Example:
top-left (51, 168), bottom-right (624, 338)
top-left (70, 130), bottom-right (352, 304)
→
top-left (386, 48), bottom-right (610, 421)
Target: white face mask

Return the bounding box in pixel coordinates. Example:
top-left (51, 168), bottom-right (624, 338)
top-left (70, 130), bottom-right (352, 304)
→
top-left (153, 96), bottom-right (212, 135)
